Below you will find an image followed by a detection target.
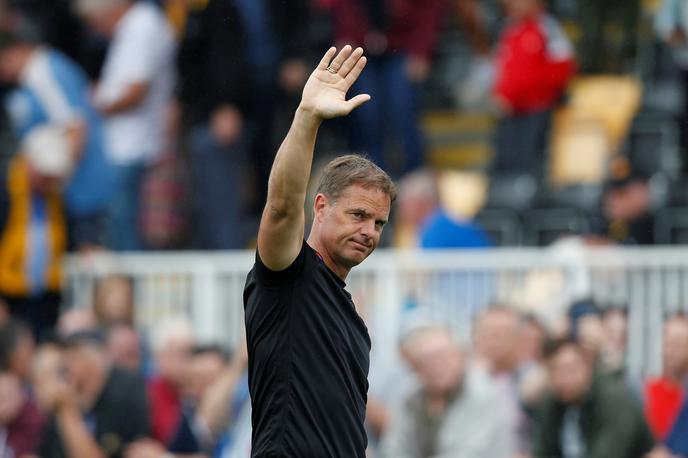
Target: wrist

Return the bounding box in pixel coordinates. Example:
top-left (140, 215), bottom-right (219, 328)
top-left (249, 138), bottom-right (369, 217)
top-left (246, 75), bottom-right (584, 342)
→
top-left (294, 105), bottom-right (323, 129)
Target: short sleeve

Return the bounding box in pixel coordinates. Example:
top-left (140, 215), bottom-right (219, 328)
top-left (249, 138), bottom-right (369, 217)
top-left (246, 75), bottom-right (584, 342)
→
top-left (115, 7), bottom-right (171, 83)
top-left (254, 241), bottom-right (309, 287)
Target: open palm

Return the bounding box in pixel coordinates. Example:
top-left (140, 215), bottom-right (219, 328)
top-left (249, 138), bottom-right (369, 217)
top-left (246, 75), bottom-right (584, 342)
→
top-left (300, 46), bottom-right (371, 120)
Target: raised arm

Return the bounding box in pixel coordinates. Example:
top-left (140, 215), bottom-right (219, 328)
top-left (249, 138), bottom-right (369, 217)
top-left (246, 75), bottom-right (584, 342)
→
top-left (257, 45), bottom-right (370, 271)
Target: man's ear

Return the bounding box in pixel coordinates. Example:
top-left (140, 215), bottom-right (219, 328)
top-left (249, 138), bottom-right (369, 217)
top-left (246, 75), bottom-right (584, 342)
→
top-left (313, 193), bottom-right (329, 222)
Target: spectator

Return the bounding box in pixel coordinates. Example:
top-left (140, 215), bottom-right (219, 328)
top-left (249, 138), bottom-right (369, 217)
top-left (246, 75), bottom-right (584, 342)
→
top-left (93, 275), bottom-right (135, 326)
top-left (0, 319), bottom-right (35, 382)
top-left (323, 0), bottom-right (445, 176)
top-left (533, 338), bottom-right (654, 458)
top-left (0, 370), bottom-right (45, 457)
top-left (380, 325), bottom-right (513, 457)
top-left (0, 126), bottom-right (71, 340)
top-left (75, 0), bottom-right (176, 251)
top-left (395, 169), bottom-right (492, 249)
top-left (148, 319), bottom-right (194, 445)
top-left (393, 168), bottom-right (440, 248)
top-left (600, 307), bottom-right (628, 378)
top-left (0, 25), bottom-right (115, 251)
top-left (493, 0), bottom-right (575, 176)
top-left (232, 0), bottom-right (314, 210)
top-left (106, 323), bottom-right (142, 374)
top-left (600, 173), bottom-right (654, 245)
top-left (126, 342), bottom-right (250, 458)
top-left (35, 329), bottom-right (150, 458)
top-left (473, 307), bottom-right (534, 454)
top-left (645, 315), bottom-right (688, 441)
top-left (175, 0), bottom-right (251, 250)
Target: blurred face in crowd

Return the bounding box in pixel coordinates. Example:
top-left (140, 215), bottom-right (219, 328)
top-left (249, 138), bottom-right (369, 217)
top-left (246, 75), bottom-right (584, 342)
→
top-left (313, 184), bottom-right (390, 272)
top-left (0, 43), bottom-right (29, 84)
top-left (662, 317), bottom-right (688, 379)
top-left (519, 318), bottom-right (546, 364)
top-left (156, 335), bottom-right (193, 389)
top-left (63, 343), bottom-right (109, 407)
top-left (0, 372), bottom-right (25, 426)
top-left (602, 309), bottom-right (627, 354)
top-left (94, 276), bottom-right (134, 325)
top-left (604, 181), bottom-right (651, 222)
top-left (576, 314), bottom-right (605, 358)
top-left (187, 351), bottom-right (227, 402)
top-left (501, 0), bottom-right (541, 20)
top-left (474, 309), bottom-right (520, 373)
top-left (396, 172), bottom-right (438, 228)
top-left (31, 344), bottom-right (66, 411)
top-left (548, 344), bottom-right (593, 404)
top-left (107, 325), bottom-right (141, 373)
top-left (404, 329), bottom-right (464, 397)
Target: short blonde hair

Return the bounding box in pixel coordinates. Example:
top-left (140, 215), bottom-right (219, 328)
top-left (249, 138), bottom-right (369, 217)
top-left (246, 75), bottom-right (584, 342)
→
top-left (315, 154), bottom-right (397, 203)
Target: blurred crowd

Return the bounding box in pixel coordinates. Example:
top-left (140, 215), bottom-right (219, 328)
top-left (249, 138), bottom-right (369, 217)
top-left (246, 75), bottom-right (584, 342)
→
top-left (4, 284), bottom-right (688, 458)
top-left (2, 0), bottom-right (688, 457)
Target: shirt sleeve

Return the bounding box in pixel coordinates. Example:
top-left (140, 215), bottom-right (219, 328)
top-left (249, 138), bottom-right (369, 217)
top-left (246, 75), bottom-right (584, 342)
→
top-left (23, 54), bottom-right (80, 124)
top-left (116, 10), bottom-right (169, 84)
top-left (254, 241), bottom-right (308, 287)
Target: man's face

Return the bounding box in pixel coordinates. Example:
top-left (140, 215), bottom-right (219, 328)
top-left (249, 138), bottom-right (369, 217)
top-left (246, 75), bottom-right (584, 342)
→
top-left (408, 332), bottom-right (463, 396)
top-left (501, 0), bottom-right (540, 19)
top-left (188, 353), bottom-right (227, 402)
top-left (548, 345), bottom-right (593, 403)
top-left (0, 46), bottom-right (25, 84)
top-left (663, 318), bottom-right (688, 377)
top-left (156, 337), bottom-right (193, 388)
top-left (315, 184), bottom-right (390, 270)
top-left (474, 310), bottom-right (519, 373)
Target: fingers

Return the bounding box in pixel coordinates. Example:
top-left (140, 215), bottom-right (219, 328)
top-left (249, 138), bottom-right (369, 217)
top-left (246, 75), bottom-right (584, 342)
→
top-left (344, 55), bottom-right (368, 86)
top-left (345, 94), bottom-right (372, 112)
top-left (317, 47), bottom-right (337, 70)
top-left (338, 47), bottom-right (364, 78)
top-left (328, 45), bottom-right (353, 73)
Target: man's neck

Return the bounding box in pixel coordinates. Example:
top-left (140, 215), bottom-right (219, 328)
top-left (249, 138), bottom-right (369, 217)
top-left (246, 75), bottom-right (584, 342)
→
top-left (306, 235), bottom-right (350, 281)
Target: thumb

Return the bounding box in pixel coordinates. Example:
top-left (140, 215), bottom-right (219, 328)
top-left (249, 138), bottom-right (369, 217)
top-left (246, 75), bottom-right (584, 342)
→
top-left (345, 94), bottom-right (371, 112)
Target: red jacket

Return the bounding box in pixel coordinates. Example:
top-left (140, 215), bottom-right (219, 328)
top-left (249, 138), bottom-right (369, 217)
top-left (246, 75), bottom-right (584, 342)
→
top-left (494, 10), bottom-right (575, 114)
top-left (323, 0), bottom-right (445, 60)
top-left (645, 377), bottom-right (685, 440)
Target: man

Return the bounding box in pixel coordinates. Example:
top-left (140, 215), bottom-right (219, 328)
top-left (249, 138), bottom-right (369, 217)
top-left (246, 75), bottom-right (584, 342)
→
top-left (0, 370), bottom-right (45, 457)
top-left (244, 46), bottom-right (395, 457)
top-left (534, 338), bottom-right (654, 458)
top-left (75, 0), bottom-right (176, 251)
top-left (321, 0), bottom-right (445, 175)
top-left (36, 329), bottom-right (150, 458)
top-left (381, 325), bottom-right (512, 458)
top-left (0, 27), bottom-right (114, 250)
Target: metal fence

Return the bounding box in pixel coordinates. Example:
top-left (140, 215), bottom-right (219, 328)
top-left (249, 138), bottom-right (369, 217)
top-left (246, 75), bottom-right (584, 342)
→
top-left (64, 242), bottom-right (688, 379)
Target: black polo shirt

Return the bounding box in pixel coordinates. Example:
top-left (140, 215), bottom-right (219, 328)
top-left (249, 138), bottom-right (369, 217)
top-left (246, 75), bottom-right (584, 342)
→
top-left (243, 241), bottom-right (371, 458)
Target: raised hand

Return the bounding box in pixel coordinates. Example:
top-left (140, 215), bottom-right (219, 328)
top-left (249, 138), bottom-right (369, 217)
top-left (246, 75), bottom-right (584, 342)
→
top-left (299, 46), bottom-right (370, 120)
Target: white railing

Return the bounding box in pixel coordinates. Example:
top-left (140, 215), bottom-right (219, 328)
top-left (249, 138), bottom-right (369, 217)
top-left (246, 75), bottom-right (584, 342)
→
top-left (64, 242), bottom-right (688, 379)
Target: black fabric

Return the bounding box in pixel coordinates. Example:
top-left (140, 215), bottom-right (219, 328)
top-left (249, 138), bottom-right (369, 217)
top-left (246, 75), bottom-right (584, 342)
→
top-left (38, 367), bottom-right (150, 458)
top-left (359, 0), bottom-right (389, 31)
top-left (177, 0), bottom-right (247, 125)
top-left (244, 241), bottom-right (371, 458)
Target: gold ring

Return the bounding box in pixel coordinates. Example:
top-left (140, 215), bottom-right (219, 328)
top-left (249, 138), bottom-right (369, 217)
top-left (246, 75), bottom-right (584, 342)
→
top-left (326, 66), bottom-right (337, 74)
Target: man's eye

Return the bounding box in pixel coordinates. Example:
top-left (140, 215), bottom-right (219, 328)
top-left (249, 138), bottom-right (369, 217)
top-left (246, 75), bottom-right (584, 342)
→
top-left (353, 212), bottom-right (364, 219)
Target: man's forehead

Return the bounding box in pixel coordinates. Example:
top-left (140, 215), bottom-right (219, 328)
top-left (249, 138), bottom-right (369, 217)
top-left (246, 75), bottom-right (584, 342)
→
top-left (338, 185), bottom-right (391, 212)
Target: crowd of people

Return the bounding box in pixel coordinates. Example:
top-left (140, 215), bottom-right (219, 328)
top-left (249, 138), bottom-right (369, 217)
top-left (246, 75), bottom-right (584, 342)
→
top-left (2, 0), bottom-right (688, 457)
top-left (3, 286), bottom-right (688, 457)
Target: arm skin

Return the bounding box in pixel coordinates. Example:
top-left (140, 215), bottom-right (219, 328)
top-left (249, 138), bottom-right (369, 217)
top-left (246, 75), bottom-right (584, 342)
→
top-left (257, 45), bottom-right (370, 271)
top-left (56, 403), bottom-right (108, 458)
top-left (97, 82), bottom-right (149, 115)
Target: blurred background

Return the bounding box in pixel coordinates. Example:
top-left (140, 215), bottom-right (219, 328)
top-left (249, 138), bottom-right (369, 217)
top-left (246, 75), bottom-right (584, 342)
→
top-left (2, 0), bottom-right (688, 457)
